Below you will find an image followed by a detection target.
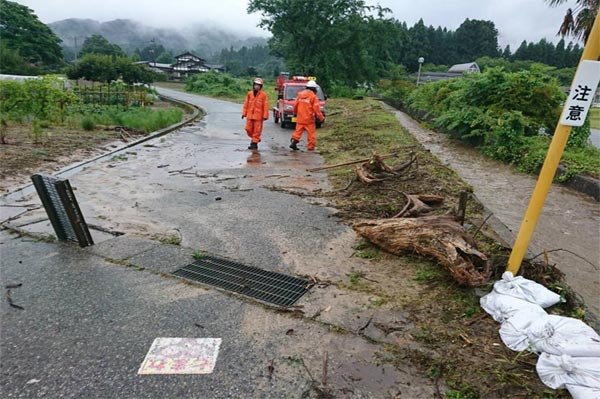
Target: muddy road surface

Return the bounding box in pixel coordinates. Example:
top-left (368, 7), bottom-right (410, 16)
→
top-left (0, 89), bottom-right (439, 398)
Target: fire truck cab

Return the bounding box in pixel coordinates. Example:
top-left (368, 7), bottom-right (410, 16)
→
top-left (273, 74), bottom-right (326, 129)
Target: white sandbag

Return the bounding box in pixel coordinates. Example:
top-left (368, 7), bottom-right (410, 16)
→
top-left (480, 291), bottom-right (546, 323)
top-left (537, 353), bottom-right (600, 390)
top-left (500, 313), bottom-right (600, 356)
top-left (493, 271), bottom-right (561, 308)
top-left (567, 384), bottom-right (600, 399)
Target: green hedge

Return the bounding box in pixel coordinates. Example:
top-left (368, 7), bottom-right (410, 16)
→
top-left (404, 67), bottom-right (598, 178)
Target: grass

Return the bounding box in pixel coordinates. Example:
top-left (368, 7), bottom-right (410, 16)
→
top-left (151, 233), bottom-right (181, 246)
top-left (316, 97), bottom-right (572, 398)
top-left (183, 72), bottom-right (276, 105)
top-left (590, 107), bottom-right (600, 130)
top-left (0, 99), bottom-right (187, 193)
top-left (68, 104), bottom-right (184, 133)
top-left (192, 250), bottom-right (205, 260)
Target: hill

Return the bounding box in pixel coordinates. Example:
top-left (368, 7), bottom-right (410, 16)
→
top-left (48, 18), bottom-right (268, 61)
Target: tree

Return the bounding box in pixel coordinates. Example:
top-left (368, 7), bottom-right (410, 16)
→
top-left (0, 42), bottom-right (38, 75)
top-left (78, 34), bottom-right (125, 58)
top-left (155, 51), bottom-right (175, 64)
top-left (545, 0), bottom-right (598, 42)
top-left (67, 54), bottom-right (157, 84)
top-left (136, 42), bottom-right (167, 62)
top-left (454, 19), bottom-right (499, 61)
top-left (247, 0), bottom-right (393, 88)
top-left (0, 0), bottom-right (63, 67)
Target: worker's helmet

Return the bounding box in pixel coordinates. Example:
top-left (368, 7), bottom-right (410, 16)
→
top-left (253, 78), bottom-right (264, 85)
top-left (306, 80), bottom-right (318, 89)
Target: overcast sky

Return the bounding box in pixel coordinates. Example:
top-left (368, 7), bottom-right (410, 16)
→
top-left (15, 0), bottom-right (576, 49)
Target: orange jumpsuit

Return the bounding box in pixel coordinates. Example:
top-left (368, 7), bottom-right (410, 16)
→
top-left (242, 89), bottom-right (269, 144)
top-left (292, 89), bottom-right (324, 150)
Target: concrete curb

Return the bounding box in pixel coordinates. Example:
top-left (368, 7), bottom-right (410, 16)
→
top-left (0, 94), bottom-right (203, 203)
top-left (382, 98), bottom-right (600, 202)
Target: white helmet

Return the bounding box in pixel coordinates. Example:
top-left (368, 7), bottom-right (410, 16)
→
top-left (306, 80), bottom-right (318, 88)
top-left (253, 78), bottom-right (264, 85)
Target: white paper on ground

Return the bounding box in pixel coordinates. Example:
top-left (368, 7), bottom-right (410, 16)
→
top-left (493, 272), bottom-right (561, 308)
top-left (480, 291), bottom-right (546, 323)
top-left (138, 337), bottom-right (222, 375)
top-left (537, 354), bottom-right (600, 390)
top-left (500, 313), bottom-right (600, 356)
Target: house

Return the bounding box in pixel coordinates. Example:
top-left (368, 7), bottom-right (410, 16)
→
top-left (205, 64), bottom-right (226, 73)
top-left (133, 61), bottom-right (172, 74)
top-left (171, 51), bottom-right (209, 79)
top-left (448, 62), bottom-right (481, 74)
top-left (417, 62), bottom-right (481, 83)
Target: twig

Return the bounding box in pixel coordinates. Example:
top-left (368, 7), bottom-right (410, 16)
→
top-left (168, 166), bottom-right (193, 174)
top-left (0, 204), bottom-right (36, 208)
top-left (300, 358), bottom-right (316, 383)
top-left (268, 359), bottom-right (274, 380)
top-left (434, 363), bottom-right (444, 399)
top-left (87, 223), bottom-right (124, 236)
top-left (307, 153), bottom-right (401, 172)
top-left (527, 249), bottom-right (599, 270)
top-left (459, 333), bottom-right (473, 345)
top-left (464, 312), bottom-right (488, 326)
top-left (472, 213), bottom-right (493, 240)
top-left (322, 351), bottom-right (328, 387)
top-left (357, 316), bottom-right (373, 334)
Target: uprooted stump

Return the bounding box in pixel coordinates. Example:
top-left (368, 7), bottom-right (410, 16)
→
top-left (353, 215), bottom-right (490, 286)
top-left (394, 193), bottom-right (444, 218)
top-left (356, 152), bottom-right (418, 185)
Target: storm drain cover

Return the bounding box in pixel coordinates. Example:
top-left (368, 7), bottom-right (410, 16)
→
top-left (31, 174), bottom-right (94, 247)
top-left (172, 255), bottom-right (312, 307)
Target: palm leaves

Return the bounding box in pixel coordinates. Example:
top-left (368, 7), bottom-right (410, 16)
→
top-left (545, 0), bottom-right (599, 42)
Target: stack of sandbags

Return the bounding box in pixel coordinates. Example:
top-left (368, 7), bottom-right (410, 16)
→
top-left (480, 272), bottom-right (600, 399)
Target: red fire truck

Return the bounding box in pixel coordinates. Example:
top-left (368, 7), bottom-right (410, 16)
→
top-left (272, 73), bottom-right (326, 129)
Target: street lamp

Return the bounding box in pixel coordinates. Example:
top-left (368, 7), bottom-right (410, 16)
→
top-left (416, 57), bottom-right (425, 86)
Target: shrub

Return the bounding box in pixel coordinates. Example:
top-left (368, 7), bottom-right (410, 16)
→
top-left (81, 117), bottom-right (96, 131)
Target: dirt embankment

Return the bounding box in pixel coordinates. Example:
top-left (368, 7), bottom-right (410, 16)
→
top-left (315, 98), bottom-right (578, 398)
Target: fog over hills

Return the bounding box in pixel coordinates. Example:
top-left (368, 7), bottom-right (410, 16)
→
top-left (48, 18), bottom-right (268, 61)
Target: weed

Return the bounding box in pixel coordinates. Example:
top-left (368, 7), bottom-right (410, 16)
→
top-left (31, 148), bottom-right (49, 157)
top-left (110, 154), bottom-right (127, 162)
top-left (152, 233), bottom-right (181, 246)
top-left (348, 271), bottom-right (364, 284)
top-left (354, 249), bottom-right (379, 260)
top-left (81, 117), bottom-right (96, 131)
top-left (192, 250), bottom-right (205, 260)
top-left (369, 297), bottom-right (387, 306)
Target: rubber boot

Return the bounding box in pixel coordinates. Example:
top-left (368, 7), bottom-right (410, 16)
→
top-left (248, 142), bottom-right (258, 150)
top-left (289, 139), bottom-right (299, 151)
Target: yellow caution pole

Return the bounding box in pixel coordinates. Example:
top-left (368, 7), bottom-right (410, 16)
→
top-left (506, 14), bottom-right (600, 275)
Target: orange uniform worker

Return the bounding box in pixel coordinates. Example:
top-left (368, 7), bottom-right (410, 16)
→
top-left (289, 80), bottom-right (324, 151)
top-left (242, 77), bottom-right (269, 150)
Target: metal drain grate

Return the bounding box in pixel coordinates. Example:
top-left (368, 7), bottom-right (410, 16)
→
top-left (172, 255), bottom-right (312, 307)
top-left (31, 174), bottom-right (93, 247)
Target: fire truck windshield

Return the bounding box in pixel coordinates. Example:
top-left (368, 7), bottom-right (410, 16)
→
top-left (284, 86), bottom-right (325, 101)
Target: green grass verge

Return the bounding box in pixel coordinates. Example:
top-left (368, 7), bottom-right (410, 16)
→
top-left (185, 72), bottom-right (276, 105)
top-left (68, 104), bottom-right (183, 133)
top-left (590, 107), bottom-right (600, 130)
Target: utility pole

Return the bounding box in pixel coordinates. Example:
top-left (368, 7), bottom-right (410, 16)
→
top-left (506, 14), bottom-right (600, 275)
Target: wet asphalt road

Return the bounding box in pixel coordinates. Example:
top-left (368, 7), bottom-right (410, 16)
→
top-left (0, 89), bottom-right (437, 398)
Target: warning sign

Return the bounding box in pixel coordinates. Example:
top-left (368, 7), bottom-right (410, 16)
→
top-left (560, 60), bottom-right (600, 127)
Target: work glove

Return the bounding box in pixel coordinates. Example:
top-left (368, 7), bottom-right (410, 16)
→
top-left (263, 117), bottom-right (268, 121)
top-left (241, 115), bottom-right (245, 119)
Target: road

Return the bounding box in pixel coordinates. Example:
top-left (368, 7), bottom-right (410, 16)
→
top-left (0, 89), bottom-right (437, 398)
